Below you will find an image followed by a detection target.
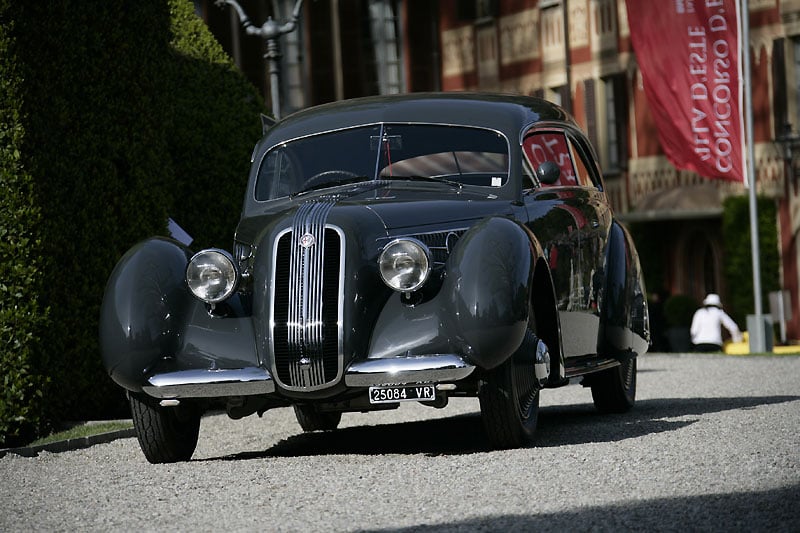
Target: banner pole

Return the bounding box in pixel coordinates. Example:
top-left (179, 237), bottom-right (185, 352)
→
top-left (741, 0), bottom-right (766, 352)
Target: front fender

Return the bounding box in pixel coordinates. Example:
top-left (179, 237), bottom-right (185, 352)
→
top-left (99, 237), bottom-right (193, 392)
top-left (441, 217), bottom-right (536, 369)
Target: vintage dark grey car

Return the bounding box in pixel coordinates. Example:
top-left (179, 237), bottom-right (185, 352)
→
top-left (100, 93), bottom-right (649, 463)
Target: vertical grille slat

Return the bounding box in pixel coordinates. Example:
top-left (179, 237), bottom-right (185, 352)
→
top-left (271, 200), bottom-right (343, 391)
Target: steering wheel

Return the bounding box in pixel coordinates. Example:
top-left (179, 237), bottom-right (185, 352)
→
top-left (302, 170), bottom-right (361, 190)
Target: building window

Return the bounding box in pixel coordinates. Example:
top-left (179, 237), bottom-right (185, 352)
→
top-left (604, 76), bottom-right (619, 171)
top-left (775, 35), bottom-right (800, 136)
top-left (584, 79), bottom-right (597, 149)
top-left (793, 37), bottom-right (800, 128)
top-left (278, 0), bottom-right (307, 114)
top-left (547, 85), bottom-right (564, 107)
top-left (456, 0), bottom-right (498, 21)
top-left (539, 0), bottom-right (561, 8)
top-left (772, 38), bottom-right (787, 138)
top-left (601, 74), bottom-right (627, 174)
top-left (367, 0), bottom-right (404, 95)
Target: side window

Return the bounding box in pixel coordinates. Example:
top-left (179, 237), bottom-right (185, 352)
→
top-left (522, 130), bottom-right (578, 187)
top-left (568, 138), bottom-right (596, 188)
top-left (568, 130), bottom-right (607, 190)
top-left (256, 147), bottom-right (298, 200)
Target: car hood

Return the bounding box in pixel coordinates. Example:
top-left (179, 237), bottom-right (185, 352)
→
top-left (342, 181), bottom-right (514, 229)
top-left (237, 181), bottom-right (513, 241)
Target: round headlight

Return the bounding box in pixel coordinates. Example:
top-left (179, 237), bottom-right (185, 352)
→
top-left (186, 249), bottom-right (239, 304)
top-left (378, 238), bottom-right (431, 292)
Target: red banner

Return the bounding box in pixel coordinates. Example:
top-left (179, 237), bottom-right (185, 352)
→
top-left (627, 0), bottom-right (744, 182)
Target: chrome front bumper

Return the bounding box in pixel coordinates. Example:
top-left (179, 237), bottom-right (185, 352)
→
top-left (142, 354), bottom-right (475, 399)
top-left (142, 367), bottom-right (275, 399)
top-left (343, 354), bottom-right (475, 386)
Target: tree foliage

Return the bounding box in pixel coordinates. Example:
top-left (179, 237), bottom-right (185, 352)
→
top-left (721, 196), bottom-right (780, 327)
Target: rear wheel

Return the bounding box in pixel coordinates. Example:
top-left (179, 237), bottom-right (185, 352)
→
top-left (293, 404), bottom-right (342, 432)
top-left (590, 357), bottom-right (637, 413)
top-left (129, 393), bottom-right (201, 463)
top-left (479, 328), bottom-right (548, 449)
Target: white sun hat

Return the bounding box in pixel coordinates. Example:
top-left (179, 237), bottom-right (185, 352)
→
top-left (703, 293), bottom-right (722, 307)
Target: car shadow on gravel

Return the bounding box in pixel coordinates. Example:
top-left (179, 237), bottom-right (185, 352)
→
top-left (201, 395), bottom-right (799, 460)
top-left (536, 395), bottom-right (799, 447)
top-left (359, 483), bottom-right (800, 532)
top-left (208, 412), bottom-right (491, 459)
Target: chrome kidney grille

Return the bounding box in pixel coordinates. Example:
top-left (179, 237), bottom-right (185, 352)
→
top-left (271, 201), bottom-right (344, 391)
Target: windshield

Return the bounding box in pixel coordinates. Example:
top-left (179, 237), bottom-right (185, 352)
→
top-left (255, 123), bottom-right (509, 200)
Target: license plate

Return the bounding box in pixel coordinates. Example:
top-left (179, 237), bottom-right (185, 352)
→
top-left (369, 384), bottom-right (436, 404)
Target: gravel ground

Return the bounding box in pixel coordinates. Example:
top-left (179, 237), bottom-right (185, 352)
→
top-left (2, 353), bottom-right (798, 532)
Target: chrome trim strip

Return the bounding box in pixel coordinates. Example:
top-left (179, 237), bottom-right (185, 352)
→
top-left (334, 225), bottom-right (345, 383)
top-left (270, 226), bottom-right (291, 344)
top-left (344, 355), bottom-right (475, 387)
top-left (270, 201), bottom-right (345, 392)
top-left (288, 201), bottom-right (332, 388)
top-left (143, 367), bottom-right (275, 399)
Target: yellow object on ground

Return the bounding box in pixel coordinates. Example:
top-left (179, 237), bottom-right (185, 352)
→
top-left (724, 332), bottom-right (800, 355)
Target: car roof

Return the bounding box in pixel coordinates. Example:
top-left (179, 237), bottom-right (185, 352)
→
top-left (258, 92), bottom-right (574, 147)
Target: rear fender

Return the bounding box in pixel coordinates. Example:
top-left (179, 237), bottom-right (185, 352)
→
top-left (599, 222), bottom-right (650, 358)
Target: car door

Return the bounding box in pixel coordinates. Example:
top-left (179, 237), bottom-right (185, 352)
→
top-left (521, 125), bottom-right (611, 358)
top-left (564, 130), bottom-right (614, 341)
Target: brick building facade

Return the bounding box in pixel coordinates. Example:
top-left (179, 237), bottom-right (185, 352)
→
top-left (198, 0), bottom-right (799, 343)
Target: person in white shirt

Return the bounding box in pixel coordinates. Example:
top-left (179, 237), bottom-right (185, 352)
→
top-left (690, 293), bottom-right (743, 352)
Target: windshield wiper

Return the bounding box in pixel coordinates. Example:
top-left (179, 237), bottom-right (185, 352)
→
top-left (386, 175), bottom-right (463, 189)
top-left (293, 175), bottom-right (372, 197)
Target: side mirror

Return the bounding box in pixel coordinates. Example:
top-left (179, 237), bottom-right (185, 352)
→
top-left (536, 161), bottom-right (561, 185)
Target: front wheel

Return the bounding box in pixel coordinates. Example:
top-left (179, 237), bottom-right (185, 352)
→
top-left (129, 392), bottom-right (201, 463)
top-left (590, 357), bottom-right (637, 413)
top-left (479, 328), bottom-right (548, 449)
top-left (293, 404), bottom-right (342, 432)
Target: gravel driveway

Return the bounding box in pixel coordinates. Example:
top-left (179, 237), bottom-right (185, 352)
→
top-left (2, 353), bottom-right (798, 532)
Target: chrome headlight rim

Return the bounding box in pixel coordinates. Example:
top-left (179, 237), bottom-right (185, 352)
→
top-left (185, 248), bottom-right (240, 304)
top-left (378, 238), bottom-right (432, 293)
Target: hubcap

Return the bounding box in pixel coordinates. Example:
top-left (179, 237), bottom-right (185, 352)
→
top-left (534, 338), bottom-right (550, 387)
top-left (622, 358), bottom-right (636, 390)
top-left (515, 363), bottom-right (538, 421)
top-left (514, 336), bottom-right (549, 422)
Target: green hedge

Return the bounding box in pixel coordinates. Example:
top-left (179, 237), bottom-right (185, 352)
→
top-left (0, 0), bottom-right (50, 446)
top-left (663, 294), bottom-right (698, 327)
top-left (721, 196), bottom-right (780, 327)
top-left (166, 0), bottom-right (263, 248)
top-left (0, 0), bottom-right (263, 446)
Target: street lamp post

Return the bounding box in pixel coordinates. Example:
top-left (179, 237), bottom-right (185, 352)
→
top-left (215, 0), bottom-right (304, 121)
